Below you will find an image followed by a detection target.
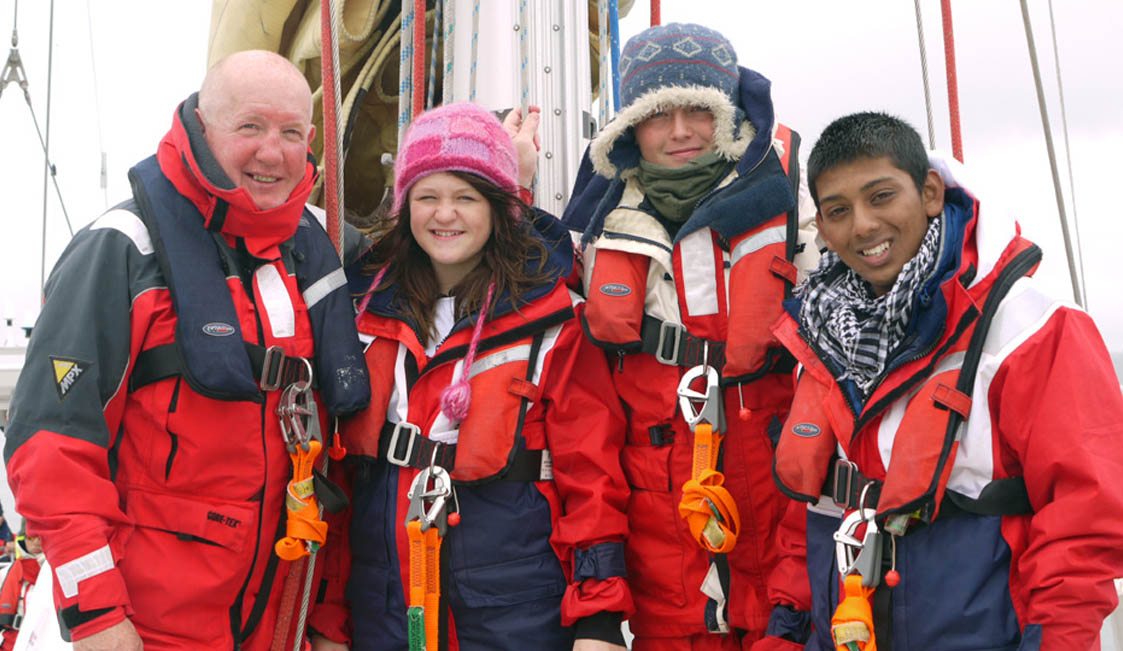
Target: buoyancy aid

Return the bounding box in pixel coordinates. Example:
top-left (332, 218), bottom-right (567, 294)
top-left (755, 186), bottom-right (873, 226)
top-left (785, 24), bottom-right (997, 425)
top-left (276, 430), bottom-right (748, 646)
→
top-left (342, 284), bottom-right (577, 483)
top-left (123, 156), bottom-right (370, 418)
top-left (582, 123), bottom-right (801, 382)
top-left (772, 236), bottom-right (1042, 526)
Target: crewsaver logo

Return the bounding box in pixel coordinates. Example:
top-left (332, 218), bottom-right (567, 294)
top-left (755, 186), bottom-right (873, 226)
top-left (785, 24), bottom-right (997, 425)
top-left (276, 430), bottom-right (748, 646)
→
top-left (202, 322), bottom-right (237, 337)
top-left (50, 356), bottom-right (92, 402)
top-left (599, 283), bottom-right (632, 297)
top-left (791, 423), bottom-right (821, 438)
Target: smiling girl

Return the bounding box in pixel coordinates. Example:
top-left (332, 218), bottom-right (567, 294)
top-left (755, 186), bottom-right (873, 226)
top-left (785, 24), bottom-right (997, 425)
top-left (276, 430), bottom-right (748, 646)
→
top-left (311, 103), bottom-right (632, 651)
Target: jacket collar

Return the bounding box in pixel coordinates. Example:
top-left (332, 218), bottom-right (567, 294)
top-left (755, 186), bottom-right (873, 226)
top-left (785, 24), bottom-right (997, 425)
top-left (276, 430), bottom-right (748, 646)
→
top-left (155, 93), bottom-right (317, 260)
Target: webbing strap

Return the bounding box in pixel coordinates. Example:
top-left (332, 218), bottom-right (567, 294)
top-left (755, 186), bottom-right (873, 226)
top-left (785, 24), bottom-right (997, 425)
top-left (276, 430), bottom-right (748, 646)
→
top-left (129, 342), bottom-right (318, 392)
top-left (377, 422), bottom-right (551, 482)
top-left (678, 423), bottom-right (740, 554)
top-left (406, 519), bottom-right (441, 651)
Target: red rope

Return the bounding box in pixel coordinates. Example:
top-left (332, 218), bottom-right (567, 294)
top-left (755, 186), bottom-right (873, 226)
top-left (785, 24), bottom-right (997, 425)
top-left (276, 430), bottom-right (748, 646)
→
top-left (413, 0), bottom-right (427, 118)
top-left (940, 0), bottom-right (964, 162)
top-left (320, 0), bottom-right (342, 255)
top-left (651, 0), bottom-right (660, 26)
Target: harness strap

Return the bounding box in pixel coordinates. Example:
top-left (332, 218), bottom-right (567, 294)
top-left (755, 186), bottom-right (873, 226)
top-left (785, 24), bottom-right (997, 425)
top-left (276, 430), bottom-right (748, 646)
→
top-left (378, 422), bottom-right (553, 482)
top-left (129, 342), bottom-right (318, 392)
top-left (406, 519), bottom-right (441, 651)
top-left (638, 315), bottom-right (725, 370)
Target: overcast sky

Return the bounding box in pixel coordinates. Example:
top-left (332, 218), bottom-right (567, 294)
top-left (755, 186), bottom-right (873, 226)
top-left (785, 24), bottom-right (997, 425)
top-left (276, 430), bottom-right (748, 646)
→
top-left (2, 0), bottom-right (1121, 359)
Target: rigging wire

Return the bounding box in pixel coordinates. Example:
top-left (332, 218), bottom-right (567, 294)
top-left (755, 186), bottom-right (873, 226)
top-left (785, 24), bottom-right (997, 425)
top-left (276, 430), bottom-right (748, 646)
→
top-left (39, 0), bottom-right (56, 295)
top-left (939, 0), bottom-right (964, 162)
top-left (1019, 0), bottom-right (1083, 307)
top-left (85, 0), bottom-right (107, 209)
top-left (912, 0), bottom-right (936, 150)
top-left (1046, 0), bottom-right (1087, 309)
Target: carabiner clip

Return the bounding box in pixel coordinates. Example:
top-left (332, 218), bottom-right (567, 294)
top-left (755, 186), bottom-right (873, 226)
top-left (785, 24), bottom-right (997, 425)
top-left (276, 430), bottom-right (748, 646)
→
top-left (677, 352), bottom-right (725, 434)
top-left (405, 466), bottom-right (453, 536)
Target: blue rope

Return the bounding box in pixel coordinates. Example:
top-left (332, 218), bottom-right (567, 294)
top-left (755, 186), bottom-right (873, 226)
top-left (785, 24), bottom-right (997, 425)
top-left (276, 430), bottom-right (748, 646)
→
top-left (608, 0), bottom-right (621, 112)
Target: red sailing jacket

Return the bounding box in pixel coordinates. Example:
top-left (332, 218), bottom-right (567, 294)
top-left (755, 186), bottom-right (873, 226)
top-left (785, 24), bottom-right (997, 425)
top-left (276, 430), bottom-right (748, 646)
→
top-left (764, 154), bottom-right (1123, 651)
top-left (309, 213), bottom-right (632, 648)
top-left (2, 96), bottom-right (365, 649)
top-left (567, 67), bottom-right (817, 642)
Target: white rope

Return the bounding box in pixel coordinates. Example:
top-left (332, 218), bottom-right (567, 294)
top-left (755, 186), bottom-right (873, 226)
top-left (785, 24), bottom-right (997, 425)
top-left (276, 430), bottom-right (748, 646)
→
top-left (427, 0), bottom-right (441, 108)
top-left (912, 0), bottom-right (937, 150)
top-left (469, 0), bottom-right (479, 101)
top-left (443, 0), bottom-right (455, 104)
top-left (518, 0), bottom-right (529, 115)
top-left (1046, 0), bottom-right (1087, 308)
top-left (398, 0), bottom-right (415, 144)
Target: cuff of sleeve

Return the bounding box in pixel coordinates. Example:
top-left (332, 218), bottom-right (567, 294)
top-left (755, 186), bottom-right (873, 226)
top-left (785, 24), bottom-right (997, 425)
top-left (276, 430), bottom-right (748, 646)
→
top-left (573, 610), bottom-right (625, 645)
top-left (764, 604), bottom-right (811, 644)
top-left (573, 542), bottom-right (627, 582)
top-left (62, 604), bottom-right (127, 643)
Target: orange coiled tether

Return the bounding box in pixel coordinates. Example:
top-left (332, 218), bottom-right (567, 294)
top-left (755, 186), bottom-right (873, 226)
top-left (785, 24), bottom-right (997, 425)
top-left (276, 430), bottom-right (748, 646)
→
top-left (677, 423), bottom-right (740, 553)
top-left (275, 439), bottom-right (329, 560)
top-left (831, 574), bottom-right (878, 651)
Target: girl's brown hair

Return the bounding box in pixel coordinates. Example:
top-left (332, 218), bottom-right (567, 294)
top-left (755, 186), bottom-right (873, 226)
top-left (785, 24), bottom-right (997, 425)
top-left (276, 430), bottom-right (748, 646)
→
top-left (361, 171), bottom-right (556, 344)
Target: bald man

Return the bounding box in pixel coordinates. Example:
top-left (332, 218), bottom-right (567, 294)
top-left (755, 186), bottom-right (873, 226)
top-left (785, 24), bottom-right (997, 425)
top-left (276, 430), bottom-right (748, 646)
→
top-left (4, 50), bottom-right (370, 650)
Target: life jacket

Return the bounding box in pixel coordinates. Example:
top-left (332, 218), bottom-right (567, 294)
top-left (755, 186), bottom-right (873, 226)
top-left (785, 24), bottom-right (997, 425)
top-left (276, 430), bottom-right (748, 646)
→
top-left (342, 274), bottom-right (578, 485)
top-left (123, 155), bottom-right (370, 418)
top-left (773, 240), bottom-right (1043, 525)
top-left (582, 124), bottom-right (801, 382)
top-left (0, 558), bottom-right (39, 631)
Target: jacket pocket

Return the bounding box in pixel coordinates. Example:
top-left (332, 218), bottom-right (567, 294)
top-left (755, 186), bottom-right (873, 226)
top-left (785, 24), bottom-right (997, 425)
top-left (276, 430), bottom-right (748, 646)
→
top-left (452, 552), bottom-right (567, 608)
top-left (119, 487), bottom-right (258, 642)
top-left (620, 439), bottom-right (688, 608)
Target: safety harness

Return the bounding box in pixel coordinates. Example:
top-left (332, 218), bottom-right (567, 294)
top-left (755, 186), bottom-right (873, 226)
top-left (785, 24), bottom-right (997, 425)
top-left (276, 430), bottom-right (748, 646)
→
top-left (823, 244), bottom-right (1042, 651)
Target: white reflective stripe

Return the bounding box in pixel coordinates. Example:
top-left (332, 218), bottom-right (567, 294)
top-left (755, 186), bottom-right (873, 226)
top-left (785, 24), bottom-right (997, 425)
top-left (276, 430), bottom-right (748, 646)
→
top-left (679, 228), bottom-right (719, 316)
top-left (55, 545), bottom-right (113, 599)
top-left (539, 449), bottom-right (554, 481)
top-left (302, 267), bottom-right (346, 310)
top-left (468, 344), bottom-right (533, 379)
top-left (730, 225), bottom-right (786, 267)
top-left (90, 209), bottom-right (153, 255)
top-left (254, 264), bottom-right (296, 338)
top-left (387, 343), bottom-right (410, 424)
top-left (359, 333), bottom-right (376, 346)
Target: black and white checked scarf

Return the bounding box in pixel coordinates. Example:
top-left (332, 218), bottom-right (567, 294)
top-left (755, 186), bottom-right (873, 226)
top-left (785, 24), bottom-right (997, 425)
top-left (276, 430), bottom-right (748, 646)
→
top-left (798, 215), bottom-right (944, 397)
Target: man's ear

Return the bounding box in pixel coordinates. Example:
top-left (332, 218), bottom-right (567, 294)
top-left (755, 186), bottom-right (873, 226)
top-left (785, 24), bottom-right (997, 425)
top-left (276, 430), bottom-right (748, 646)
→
top-left (306, 124), bottom-right (316, 147)
top-left (814, 211), bottom-right (834, 251)
top-left (194, 107), bottom-right (207, 134)
top-left (923, 169), bottom-right (945, 218)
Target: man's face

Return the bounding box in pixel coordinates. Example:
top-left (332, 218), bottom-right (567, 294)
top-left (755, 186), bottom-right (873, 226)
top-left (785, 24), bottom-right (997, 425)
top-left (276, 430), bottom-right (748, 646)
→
top-left (197, 81), bottom-right (314, 211)
top-left (814, 156), bottom-right (944, 296)
top-left (634, 106), bottom-right (716, 168)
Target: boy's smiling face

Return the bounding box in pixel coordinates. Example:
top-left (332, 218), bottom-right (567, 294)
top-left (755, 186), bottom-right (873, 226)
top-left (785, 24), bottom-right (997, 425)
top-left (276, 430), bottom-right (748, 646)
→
top-left (814, 156), bottom-right (945, 296)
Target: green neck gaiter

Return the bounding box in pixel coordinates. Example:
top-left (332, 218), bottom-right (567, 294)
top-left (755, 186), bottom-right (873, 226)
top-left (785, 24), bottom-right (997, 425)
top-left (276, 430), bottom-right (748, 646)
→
top-left (636, 152), bottom-right (732, 223)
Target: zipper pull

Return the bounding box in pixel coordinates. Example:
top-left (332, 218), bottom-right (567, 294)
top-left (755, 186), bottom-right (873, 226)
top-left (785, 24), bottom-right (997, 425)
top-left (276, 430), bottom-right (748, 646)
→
top-left (617, 350), bottom-right (626, 373)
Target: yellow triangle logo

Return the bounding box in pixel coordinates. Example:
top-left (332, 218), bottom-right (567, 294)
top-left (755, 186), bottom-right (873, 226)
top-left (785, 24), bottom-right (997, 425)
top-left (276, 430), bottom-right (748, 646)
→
top-left (53, 359), bottom-right (75, 384)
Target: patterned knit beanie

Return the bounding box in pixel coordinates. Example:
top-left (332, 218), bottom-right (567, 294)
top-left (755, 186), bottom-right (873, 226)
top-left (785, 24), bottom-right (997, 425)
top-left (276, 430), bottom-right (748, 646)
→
top-left (590, 22), bottom-right (754, 178)
top-left (392, 102), bottom-right (519, 214)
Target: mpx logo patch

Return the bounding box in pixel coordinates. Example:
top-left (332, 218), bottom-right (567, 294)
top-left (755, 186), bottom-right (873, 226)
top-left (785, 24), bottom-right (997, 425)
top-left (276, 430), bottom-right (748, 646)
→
top-left (791, 423), bottom-right (821, 438)
top-left (599, 283), bottom-right (632, 297)
top-left (49, 356), bottom-right (92, 402)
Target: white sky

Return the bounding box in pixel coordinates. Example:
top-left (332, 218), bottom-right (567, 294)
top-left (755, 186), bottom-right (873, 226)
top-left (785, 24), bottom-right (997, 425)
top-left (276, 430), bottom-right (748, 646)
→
top-left (2, 0), bottom-right (1121, 360)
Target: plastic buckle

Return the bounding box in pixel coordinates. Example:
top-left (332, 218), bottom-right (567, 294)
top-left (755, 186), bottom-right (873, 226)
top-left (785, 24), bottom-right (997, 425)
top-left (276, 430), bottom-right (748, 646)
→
top-left (260, 345), bottom-right (286, 391)
top-left (676, 361), bottom-right (725, 434)
top-left (405, 465), bottom-right (452, 535)
top-left (386, 421), bottom-right (422, 467)
top-left (832, 458), bottom-right (858, 508)
top-left (655, 321), bottom-right (684, 366)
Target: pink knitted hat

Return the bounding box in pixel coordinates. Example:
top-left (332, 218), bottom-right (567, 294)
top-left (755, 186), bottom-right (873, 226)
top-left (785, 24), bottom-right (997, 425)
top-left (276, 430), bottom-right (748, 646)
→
top-left (392, 102), bottom-right (519, 214)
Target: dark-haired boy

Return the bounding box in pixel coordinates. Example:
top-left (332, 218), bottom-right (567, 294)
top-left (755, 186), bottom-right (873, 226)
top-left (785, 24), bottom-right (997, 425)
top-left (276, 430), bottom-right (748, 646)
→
top-left (754, 112), bottom-right (1123, 650)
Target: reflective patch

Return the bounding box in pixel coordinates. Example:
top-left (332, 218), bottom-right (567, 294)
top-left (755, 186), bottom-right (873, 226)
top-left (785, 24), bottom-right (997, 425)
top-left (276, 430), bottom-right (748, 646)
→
top-left (255, 264), bottom-right (296, 338)
top-left (792, 423), bottom-right (821, 438)
top-left (55, 545), bottom-right (114, 599)
top-left (599, 283), bottom-right (632, 297)
top-left (202, 322), bottom-right (236, 337)
top-left (90, 209), bottom-right (153, 255)
top-left (49, 356), bottom-right (92, 402)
